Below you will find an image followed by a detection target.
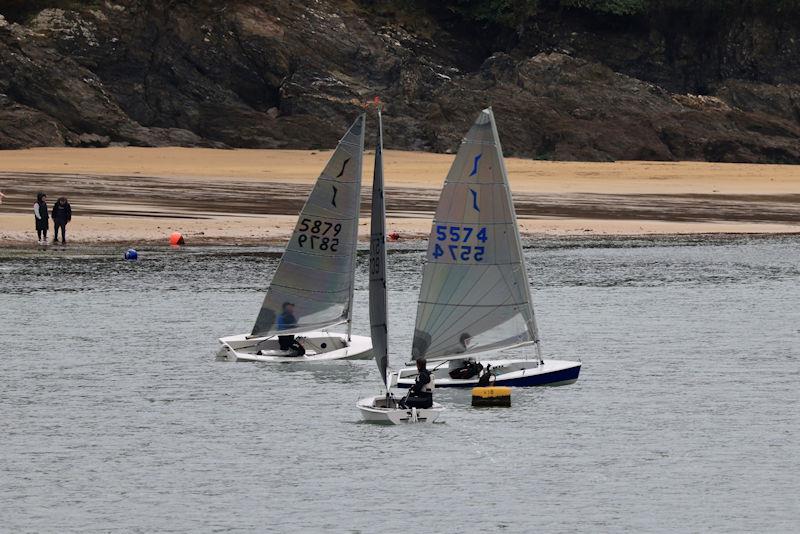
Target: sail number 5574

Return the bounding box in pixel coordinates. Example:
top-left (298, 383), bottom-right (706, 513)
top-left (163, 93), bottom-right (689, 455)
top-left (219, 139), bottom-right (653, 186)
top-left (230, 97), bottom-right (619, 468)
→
top-left (433, 225), bottom-right (487, 261)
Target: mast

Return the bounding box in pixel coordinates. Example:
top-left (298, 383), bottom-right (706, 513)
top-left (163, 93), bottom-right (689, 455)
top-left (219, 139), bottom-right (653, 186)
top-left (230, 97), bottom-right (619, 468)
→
top-left (369, 106), bottom-right (389, 385)
top-left (487, 108), bottom-right (543, 364)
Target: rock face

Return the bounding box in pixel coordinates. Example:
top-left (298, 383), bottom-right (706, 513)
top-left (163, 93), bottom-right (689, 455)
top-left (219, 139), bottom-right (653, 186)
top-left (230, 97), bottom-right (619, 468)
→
top-left (0, 1), bottom-right (798, 162)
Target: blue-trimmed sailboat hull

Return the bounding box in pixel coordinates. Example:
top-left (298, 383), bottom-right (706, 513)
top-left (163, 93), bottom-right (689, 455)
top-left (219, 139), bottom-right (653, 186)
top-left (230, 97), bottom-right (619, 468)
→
top-left (394, 360), bottom-right (581, 389)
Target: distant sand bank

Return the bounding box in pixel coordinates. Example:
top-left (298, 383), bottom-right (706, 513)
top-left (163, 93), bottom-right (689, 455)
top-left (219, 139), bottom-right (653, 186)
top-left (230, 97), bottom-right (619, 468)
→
top-left (1, 147), bottom-right (799, 247)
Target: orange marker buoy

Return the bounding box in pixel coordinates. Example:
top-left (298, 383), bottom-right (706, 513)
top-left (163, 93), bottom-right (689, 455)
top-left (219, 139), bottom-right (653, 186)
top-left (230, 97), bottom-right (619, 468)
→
top-left (169, 232), bottom-right (185, 246)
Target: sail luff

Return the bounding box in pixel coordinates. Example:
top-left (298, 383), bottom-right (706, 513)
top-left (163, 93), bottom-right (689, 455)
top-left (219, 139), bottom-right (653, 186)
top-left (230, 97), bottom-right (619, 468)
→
top-left (251, 114), bottom-right (365, 338)
top-left (486, 108), bottom-right (542, 357)
top-left (347, 114), bottom-right (366, 341)
top-left (369, 110), bottom-right (389, 385)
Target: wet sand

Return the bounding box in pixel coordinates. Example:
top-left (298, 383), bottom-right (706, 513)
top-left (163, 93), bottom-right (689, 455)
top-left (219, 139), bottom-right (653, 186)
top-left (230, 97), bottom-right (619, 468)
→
top-left (1, 147), bottom-right (799, 246)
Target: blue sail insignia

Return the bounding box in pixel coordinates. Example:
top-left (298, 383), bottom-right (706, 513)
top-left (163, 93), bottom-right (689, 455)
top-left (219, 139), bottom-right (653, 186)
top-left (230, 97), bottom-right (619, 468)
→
top-left (469, 153), bottom-right (482, 177)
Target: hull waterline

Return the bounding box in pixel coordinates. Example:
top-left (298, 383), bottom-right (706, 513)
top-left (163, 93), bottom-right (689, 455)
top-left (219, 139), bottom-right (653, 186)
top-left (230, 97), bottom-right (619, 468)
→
top-left (218, 331), bottom-right (372, 363)
top-left (357, 395), bottom-right (444, 424)
top-left (393, 359), bottom-right (581, 388)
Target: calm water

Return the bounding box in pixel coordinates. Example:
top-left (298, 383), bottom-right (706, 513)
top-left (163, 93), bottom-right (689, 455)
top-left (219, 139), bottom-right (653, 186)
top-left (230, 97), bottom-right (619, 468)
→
top-left (1, 236), bottom-right (798, 532)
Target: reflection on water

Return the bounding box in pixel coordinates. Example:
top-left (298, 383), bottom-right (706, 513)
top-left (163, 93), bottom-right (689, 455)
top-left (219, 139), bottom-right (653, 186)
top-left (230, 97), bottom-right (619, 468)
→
top-left (1, 235), bottom-right (798, 532)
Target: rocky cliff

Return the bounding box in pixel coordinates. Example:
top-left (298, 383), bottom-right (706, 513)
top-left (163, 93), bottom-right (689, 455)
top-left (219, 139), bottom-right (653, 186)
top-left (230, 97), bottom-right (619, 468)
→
top-left (1, 0), bottom-right (798, 162)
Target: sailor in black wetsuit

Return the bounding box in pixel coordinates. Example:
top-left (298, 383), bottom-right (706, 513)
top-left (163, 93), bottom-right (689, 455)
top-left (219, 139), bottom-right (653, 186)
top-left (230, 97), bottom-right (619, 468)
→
top-left (401, 359), bottom-right (434, 409)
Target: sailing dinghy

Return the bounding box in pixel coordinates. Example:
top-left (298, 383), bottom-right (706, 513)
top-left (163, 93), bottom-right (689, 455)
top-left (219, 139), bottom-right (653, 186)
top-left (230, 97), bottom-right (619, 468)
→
top-left (391, 108), bottom-right (581, 387)
top-left (357, 108), bottom-right (444, 423)
top-left (218, 115), bottom-right (373, 363)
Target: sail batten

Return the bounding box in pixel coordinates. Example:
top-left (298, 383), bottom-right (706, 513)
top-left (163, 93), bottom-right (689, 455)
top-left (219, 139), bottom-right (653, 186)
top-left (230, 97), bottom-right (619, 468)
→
top-left (369, 110), bottom-right (389, 385)
top-left (251, 114), bottom-right (365, 338)
top-left (411, 108), bottom-right (538, 362)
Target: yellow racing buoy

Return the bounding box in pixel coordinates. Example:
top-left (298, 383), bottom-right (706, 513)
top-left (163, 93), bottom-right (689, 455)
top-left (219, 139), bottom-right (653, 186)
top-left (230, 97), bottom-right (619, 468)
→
top-left (471, 386), bottom-right (512, 407)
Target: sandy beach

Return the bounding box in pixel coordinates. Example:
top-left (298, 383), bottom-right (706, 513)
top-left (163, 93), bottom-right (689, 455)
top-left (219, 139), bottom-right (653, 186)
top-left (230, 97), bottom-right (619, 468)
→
top-left (1, 147), bottom-right (799, 246)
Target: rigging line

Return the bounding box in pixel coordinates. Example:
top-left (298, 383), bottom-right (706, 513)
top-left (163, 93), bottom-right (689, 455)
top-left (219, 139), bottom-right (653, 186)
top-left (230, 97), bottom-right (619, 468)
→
top-left (441, 181), bottom-right (508, 188)
top-left (289, 213), bottom-right (357, 222)
top-left (414, 269), bottom-right (464, 344)
top-left (273, 244), bottom-right (353, 265)
top-left (252, 319), bottom-right (347, 338)
top-left (419, 213), bottom-right (501, 331)
top-left (496, 189), bottom-right (537, 342)
top-left (488, 180), bottom-right (529, 306)
top-left (330, 139), bottom-right (363, 150)
top-left (431, 220), bottom-right (516, 228)
top-left (461, 139), bottom-right (499, 148)
top-left (421, 229), bottom-right (514, 335)
top-left (263, 293), bottom-right (349, 310)
top-left (424, 220), bottom-right (529, 351)
top-left (495, 246), bottom-right (530, 315)
top-left (428, 287), bottom-right (517, 340)
top-left (317, 177), bottom-right (359, 186)
top-left (415, 128), bottom-right (503, 343)
top-left (282, 247), bottom-right (354, 260)
top-left (261, 318), bottom-right (348, 332)
top-left (414, 230), bottom-right (483, 340)
top-left (417, 301), bottom-right (529, 307)
top-left (425, 293), bottom-right (517, 354)
top-left (268, 282), bottom-right (350, 294)
top-left (425, 299), bottom-right (522, 355)
top-left (422, 266), bottom-right (510, 349)
top-left (417, 263), bottom-right (493, 341)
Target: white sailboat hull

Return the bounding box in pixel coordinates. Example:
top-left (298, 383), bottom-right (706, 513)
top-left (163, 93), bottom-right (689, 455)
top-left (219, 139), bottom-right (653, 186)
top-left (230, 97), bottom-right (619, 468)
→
top-left (357, 395), bottom-right (444, 424)
top-left (217, 331), bottom-right (372, 363)
top-left (393, 359), bottom-right (581, 388)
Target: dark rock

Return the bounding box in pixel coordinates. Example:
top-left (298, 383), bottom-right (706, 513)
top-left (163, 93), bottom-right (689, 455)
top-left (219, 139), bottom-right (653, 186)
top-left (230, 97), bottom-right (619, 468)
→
top-left (73, 133), bottom-right (110, 148)
top-left (0, 1), bottom-right (798, 163)
top-left (0, 97), bottom-right (65, 148)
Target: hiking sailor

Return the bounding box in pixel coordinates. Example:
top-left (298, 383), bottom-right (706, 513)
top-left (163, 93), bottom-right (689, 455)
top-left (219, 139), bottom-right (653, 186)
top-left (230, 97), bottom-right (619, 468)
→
top-left (401, 359), bottom-right (434, 409)
top-left (277, 302), bottom-right (305, 356)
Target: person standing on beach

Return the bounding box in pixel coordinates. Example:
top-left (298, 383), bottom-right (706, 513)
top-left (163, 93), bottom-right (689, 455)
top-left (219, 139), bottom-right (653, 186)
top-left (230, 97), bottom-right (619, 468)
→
top-left (51, 196), bottom-right (72, 244)
top-left (33, 192), bottom-right (49, 244)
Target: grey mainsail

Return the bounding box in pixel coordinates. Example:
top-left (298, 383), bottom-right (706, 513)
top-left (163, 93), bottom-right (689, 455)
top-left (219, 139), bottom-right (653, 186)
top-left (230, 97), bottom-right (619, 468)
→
top-left (369, 110), bottom-right (388, 384)
top-left (252, 114), bottom-right (365, 337)
top-left (411, 108), bottom-right (540, 361)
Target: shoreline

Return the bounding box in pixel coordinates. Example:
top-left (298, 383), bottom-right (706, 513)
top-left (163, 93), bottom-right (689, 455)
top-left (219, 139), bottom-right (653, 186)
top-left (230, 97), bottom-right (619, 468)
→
top-left (2, 230), bottom-right (799, 252)
top-left (1, 147), bottom-right (799, 248)
top-left (2, 214), bottom-right (798, 250)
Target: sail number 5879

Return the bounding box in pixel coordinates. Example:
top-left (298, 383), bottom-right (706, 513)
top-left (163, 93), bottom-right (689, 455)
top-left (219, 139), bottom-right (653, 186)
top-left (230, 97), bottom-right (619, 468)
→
top-left (433, 225), bottom-right (487, 262)
top-left (297, 218), bottom-right (341, 251)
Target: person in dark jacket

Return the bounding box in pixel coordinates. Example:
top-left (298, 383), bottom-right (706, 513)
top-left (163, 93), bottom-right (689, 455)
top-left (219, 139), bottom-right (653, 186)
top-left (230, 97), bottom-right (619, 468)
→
top-left (33, 192), bottom-right (49, 244)
top-left (400, 359), bottom-right (435, 409)
top-left (51, 196), bottom-right (72, 244)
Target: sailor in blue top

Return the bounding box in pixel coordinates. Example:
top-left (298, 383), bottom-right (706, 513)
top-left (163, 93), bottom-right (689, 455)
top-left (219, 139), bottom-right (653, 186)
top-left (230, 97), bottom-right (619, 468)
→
top-left (277, 302), bottom-right (297, 331)
top-left (277, 302), bottom-right (305, 356)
